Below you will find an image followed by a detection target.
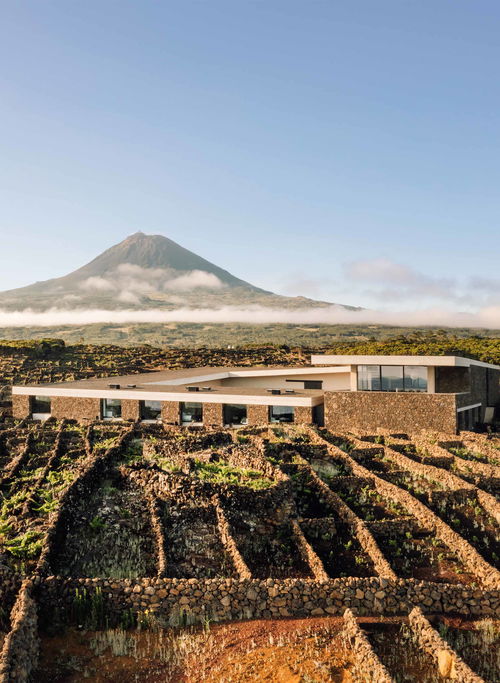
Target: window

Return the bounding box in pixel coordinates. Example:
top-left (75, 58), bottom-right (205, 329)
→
top-left (223, 404), bottom-right (247, 425)
top-left (381, 366), bottom-right (404, 392)
top-left (140, 400), bottom-right (161, 420)
top-left (180, 402), bottom-right (203, 424)
top-left (102, 398), bottom-right (122, 419)
top-left (357, 365), bottom-right (428, 392)
top-left (403, 366), bottom-right (427, 392)
top-left (32, 395), bottom-right (51, 415)
top-left (357, 365), bottom-right (381, 391)
top-left (286, 379), bottom-right (323, 390)
top-left (269, 405), bottom-right (295, 423)
top-left (304, 380), bottom-right (323, 390)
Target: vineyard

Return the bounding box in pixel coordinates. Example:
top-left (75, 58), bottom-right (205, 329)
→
top-left (0, 339), bottom-right (498, 681)
top-left (0, 417), bottom-right (498, 681)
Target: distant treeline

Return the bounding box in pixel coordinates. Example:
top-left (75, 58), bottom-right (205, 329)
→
top-left (0, 339), bottom-right (66, 357)
top-left (321, 333), bottom-right (500, 365)
top-left (0, 332), bottom-right (499, 365)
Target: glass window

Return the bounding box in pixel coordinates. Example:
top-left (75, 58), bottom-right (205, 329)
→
top-left (32, 396), bottom-right (51, 414)
top-left (223, 404), bottom-right (247, 425)
top-left (180, 402), bottom-right (203, 424)
top-left (269, 405), bottom-right (295, 423)
top-left (381, 366), bottom-right (404, 392)
top-left (357, 365), bottom-right (381, 391)
top-left (404, 366), bottom-right (427, 392)
top-left (102, 398), bottom-right (122, 419)
top-left (304, 380), bottom-right (323, 390)
top-left (140, 400), bottom-right (161, 420)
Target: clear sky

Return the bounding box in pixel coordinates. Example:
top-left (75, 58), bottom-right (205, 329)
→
top-left (1, 1), bottom-right (499, 318)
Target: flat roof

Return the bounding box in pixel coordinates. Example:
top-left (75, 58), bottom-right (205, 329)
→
top-left (12, 365), bottom-right (330, 407)
top-left (311, 354), bottom-right (500, 370)
top-left (13, 364), bottom-right (350, 392)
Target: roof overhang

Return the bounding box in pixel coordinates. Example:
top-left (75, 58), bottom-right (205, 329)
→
top-left (310, 355), bottom-right (500, 370)
top-left (148, 365), bottom-right (350, 386)
top-left (12, 385), bottom-right (323, 407)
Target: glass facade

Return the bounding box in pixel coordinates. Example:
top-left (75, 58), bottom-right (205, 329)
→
top-left (381, 365), bottom-right (404, 392)
top-left (102, 398), bottom-right (122, 419)
top-left (180, 402), bottom-right (203, 424)
top-left (357, 365), bottom-right (381, 391)
top-left (223, 404), bottom-right (247, 425)
top-left (32, 395), bottom-right (51, 415)
top-left (357, 365), bottom-right (428, 392)
top-left (269, 405), bottom-right (295, 423)
top-left (403, 366), bottom-right (428, 391)
top-left (140, 400), bottom-right (161, 420)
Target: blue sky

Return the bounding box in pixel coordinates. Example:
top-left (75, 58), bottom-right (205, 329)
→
top-left (1, 1), bottom-right (499, 318)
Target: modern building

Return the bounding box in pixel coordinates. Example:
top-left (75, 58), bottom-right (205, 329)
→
top-left (11, 355), bottom-right (500, 433)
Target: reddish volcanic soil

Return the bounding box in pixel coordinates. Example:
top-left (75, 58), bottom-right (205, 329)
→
top-left (35, 617), bottom-right (356, 683)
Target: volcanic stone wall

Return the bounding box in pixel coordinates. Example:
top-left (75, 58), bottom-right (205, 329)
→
top-left (121, 399), bottom-right (140, 421)
top-left (294, 405), bottom-right (314, 424)
top-left (247, 404), bottom-right (268, 425)
top-left (408, 606), bottom-right (485, 682)
top-left (342, 608), bottom-right (392, 683)
top-left (51, 396), bottom-right (101, 421)
top-left (435, 366), bottom-right (470, 394)
top-left (11, 395), bottom-right (30, 419)
top-left (161, 401), bottom-right (180, 424)
top-left (0, 582), bottom-right (38, 683)
top-left (202, 402), bottom-right (224, 426)
top-left (35, 575), bottom-right (500, 627)
top-left (324, 391), bottom-right (458, 434)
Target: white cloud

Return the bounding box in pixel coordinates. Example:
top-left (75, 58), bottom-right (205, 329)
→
top-left (164, 270), bottom-right (224, 291)
top-left (79, 264), bottom-right (225, 300)
top-left (80, 276), bottom-right (115, 292)
top-left (117, 290), bottom-right (141, 304)
top-left (0, 304), bottom-right (498, 328)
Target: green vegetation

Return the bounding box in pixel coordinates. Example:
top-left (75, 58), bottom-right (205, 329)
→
top-left (191, 459), bottom-right (273, 490)
top-left (0, 327), bottom-right (499, 356)
top-left (4, 530), bottom-right (44, 559)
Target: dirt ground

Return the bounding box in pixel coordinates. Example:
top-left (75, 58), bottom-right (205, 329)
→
top-left (35, 617), bottom-right (356, 683)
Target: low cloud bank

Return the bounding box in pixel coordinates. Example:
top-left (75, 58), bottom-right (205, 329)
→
top-left (0, 305), bottom-right (499, 329)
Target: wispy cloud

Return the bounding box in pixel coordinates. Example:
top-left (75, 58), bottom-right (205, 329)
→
top-left (0, 304), bottom-right (498, 328)
top-left (344, 258), bottom-right (457, 300)
top-left (339, 257), bottom-right (500, 312)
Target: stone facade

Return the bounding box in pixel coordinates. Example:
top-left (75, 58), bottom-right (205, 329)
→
top-left (294, 405), bottom-right (314, 424)
top-left (202, 402), bottom-right (224, 427)
top-left (121, 399), bottom-right (140, 422)
top-left (11, 395), bottom-right (30, 419)
top-left (51, 396), bottom-right (101, 422)
top-left (161, 401), bottom-right (180, 424)
top-left (247, 404), bottom-right (269, 425)
top-left (435, 366), bottom-right (470, 394)
top-left (324, 391), bottom-right (458, 434)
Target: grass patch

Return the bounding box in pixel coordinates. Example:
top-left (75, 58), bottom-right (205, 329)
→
top-left (191, 459), bottom-right (273, 490)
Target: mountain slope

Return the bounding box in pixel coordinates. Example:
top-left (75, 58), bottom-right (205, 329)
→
top-left (0, 232), bottom-right (353, 312)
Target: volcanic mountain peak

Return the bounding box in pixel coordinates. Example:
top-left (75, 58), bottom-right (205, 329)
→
top-left (0, 232), bottom-right (354, 312)
top-left (59, 232), bottom-right (263, 290)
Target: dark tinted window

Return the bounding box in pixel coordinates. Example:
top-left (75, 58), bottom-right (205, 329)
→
top-left (223, 404), bottom-right (247, 425)
top-left (180, 402), bottom-right (203, 423)
top-left (32, 396), bottom-right (51, 414)
top-left (140, 400), bottom-right (161, 420)
top-left (269, 405), bottom-right (295, 423)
